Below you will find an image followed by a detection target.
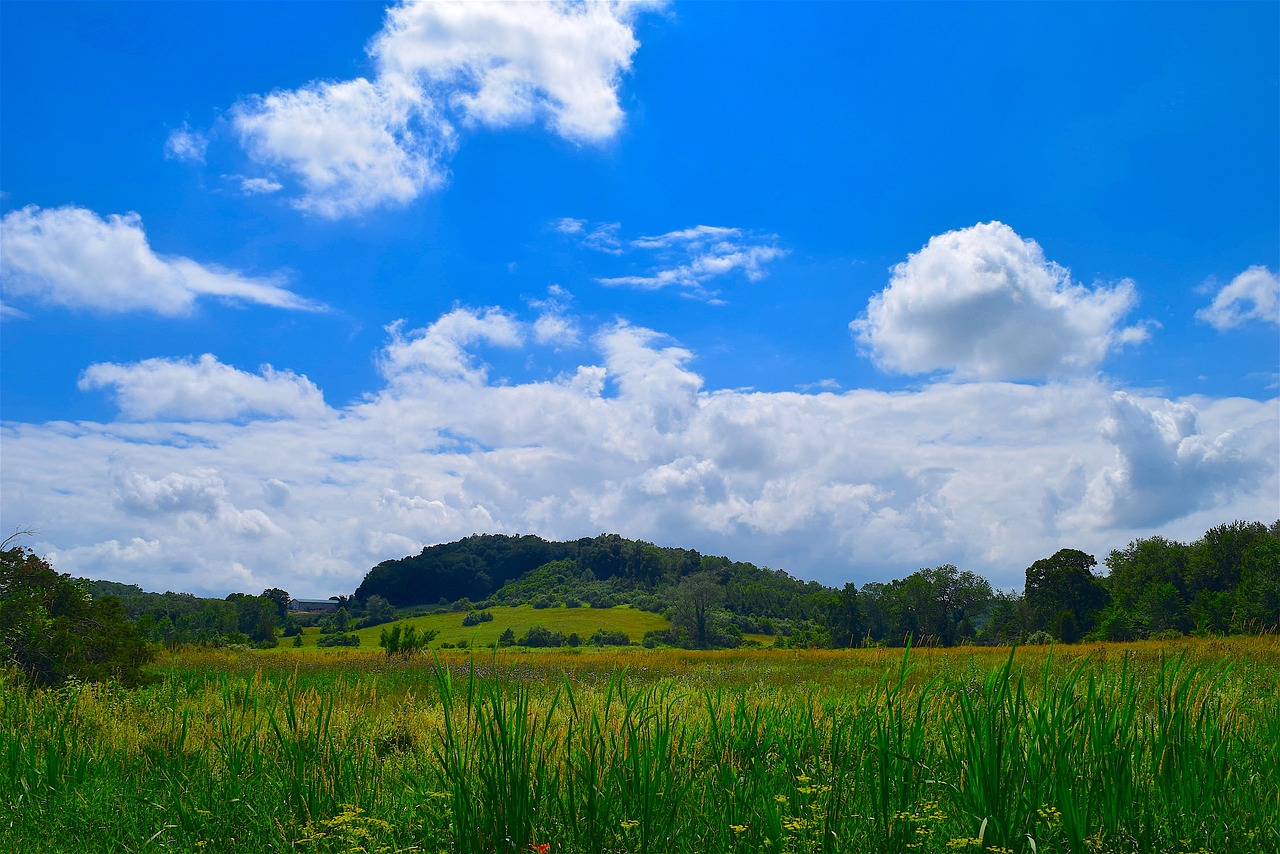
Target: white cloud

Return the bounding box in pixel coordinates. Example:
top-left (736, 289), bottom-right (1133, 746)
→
top-left (230, 1), bottom-right (652, 217)
top-left (233, 76), bottom-right (452, 219)
top-left (374, 0), bottom-right (645, 141)
top-left (79, 354), bottom-right (331, 421)
top-left (164, 124), bottom-right (208, 164)
top-left (379, 306), bottom-right (524, 383)
top-left (3, 306), bottom-right (1275, 598)
top-left (115, 468), bottom-right (226, 517)
top-left (238, 176), bottom-right (284, 195)
top-left (554, 217), bottom-right (623, 254)
top-left (1071, 392), bottom-right (1274, 529)
top-left (0, 205), bottom-right (321, 315)
top-left (528, 284), bottom-right (580, 346)
top-left (1196, 265), bottom-right (1280, 331)
top-left (573, 223), bottom-right (786, 300)
top-left (853, 221), bottom-right (1147, 381)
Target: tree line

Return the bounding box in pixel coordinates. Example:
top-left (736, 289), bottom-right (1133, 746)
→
top-left (358, 523), bottom-right (1279, 650)
top-left (1, 520), bottom-right (1275, 686)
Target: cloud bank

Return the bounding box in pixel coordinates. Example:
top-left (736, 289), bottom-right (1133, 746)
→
top-left (5, 303), bottom-right (1274, 599)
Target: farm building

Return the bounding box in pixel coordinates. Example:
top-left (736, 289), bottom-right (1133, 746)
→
top-left (288, 598), bottom-right (341, 613)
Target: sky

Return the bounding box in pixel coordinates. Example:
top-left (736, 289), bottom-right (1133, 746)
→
top-left (1, 1), bottom-right (1277, 599)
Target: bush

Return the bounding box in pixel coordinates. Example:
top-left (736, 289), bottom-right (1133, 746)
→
top-left (518, 625), bottom-right (567, 647)
top-left (461, 610), bottom-right (494, 627)
top-left (379, 623), bottom-right (437, 658)
top-left (588, 628), bottom-right (630, 647)
top-left (532, 596), bottom-right (554, 610)
top-left (316, 633), bottom-right (360, 647)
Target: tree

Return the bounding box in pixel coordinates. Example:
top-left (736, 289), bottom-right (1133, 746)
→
top-left (0, 546), bottom-right (154, 686)
top-left (261, 587), bottom-right (291, 621)
top-left (671, 570), bottom-right (724, 647)
top-left (1024, 549), bottom-right (1109, 641)
top-left (826, 583), bottom-right (863, 648)
top-left (362, 594), bottom-right (396, 627)
top-left (1233, 531), bottom-right (1280, 632)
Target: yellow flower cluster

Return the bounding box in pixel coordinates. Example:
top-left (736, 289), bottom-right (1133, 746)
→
top-left (296, 805), bottom-right (394, 854)
top-left (1036, 804), bottom-right (1063, 826)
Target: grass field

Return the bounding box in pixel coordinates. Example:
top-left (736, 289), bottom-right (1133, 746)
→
top-left (3, 637), bottom-right (1278, 853)
top-left (288, 604), bottom-right (671, 650)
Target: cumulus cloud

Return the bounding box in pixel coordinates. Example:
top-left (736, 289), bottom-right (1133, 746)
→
top-left (164, 124), bottom-right (208, 163)
top-left (115, 468), bottom-right (226, 517)
top-left (0, 205), bottom-right (321, 315)
top-left (233, 76), bottom-right (452, 219)
top-left (1196, 265), bottom-right (1280, 331)
top-left (375, 0), bottom-right (644, 141)
top-left (3, 306), bottom-right (1275, 598)
top-left (79, 354), bottom-right (330, 421)
top-left (1074, 392), bottom-right (1274, 529)
top-left (853, 221), bottom-right (1148, 381)
top-left (379, 306), bottom-right (524, 383)
top-left (230, 1), bottom-right (652, 217)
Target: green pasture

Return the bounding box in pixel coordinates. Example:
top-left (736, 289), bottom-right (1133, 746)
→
top-left (290, 604), bottom-right (671, 650)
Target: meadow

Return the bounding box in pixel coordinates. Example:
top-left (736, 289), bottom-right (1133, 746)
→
top-left (2, 637), bottom-right (1278, 854)
top-left (288, 605), bottom-right (673, 650)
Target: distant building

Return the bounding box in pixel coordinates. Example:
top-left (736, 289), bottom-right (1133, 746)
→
top-left (288, 598), bottom-right (340, 613)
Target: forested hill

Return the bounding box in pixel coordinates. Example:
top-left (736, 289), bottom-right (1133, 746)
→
top-left (354, 533), bottom-right (829, 616)
top-left (354, 522), bottom-right (1279, 648)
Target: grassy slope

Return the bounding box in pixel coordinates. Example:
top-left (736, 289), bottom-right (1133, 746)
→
top-left (291, 604), bottom-right (670, 650)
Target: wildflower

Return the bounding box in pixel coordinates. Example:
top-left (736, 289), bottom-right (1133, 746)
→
top-left (730, 824), bottom-right (749, 834)
top-left (531, 844), bottom-right (550, 854)
top-left (620, 819), bottom-right (640, 831)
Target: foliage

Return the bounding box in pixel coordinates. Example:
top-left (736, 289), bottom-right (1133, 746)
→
top-left (461, 610), bottom-right (494, 627)
top-left (1025, 549), bottom-right (1109, 641)
top-left (587, 628), bottom-right (631, 646)
top-left (517, 625), bottom-right (567, 647)
top-left (315, 633), bottom-right (361, 648)
top-left (378, 622), bottom-right (437, 658)
top-left (0, 546), bottom-right (154, 686)
top-left (359, 594), bottom-right (396, 628)
top-left (670, 570), bottom-right (724, 647)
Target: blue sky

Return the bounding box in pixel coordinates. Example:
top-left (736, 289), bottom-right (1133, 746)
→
top-left (2, 1), bottom-right (1277, 598)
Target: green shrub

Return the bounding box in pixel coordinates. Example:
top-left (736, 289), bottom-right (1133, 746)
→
top-left (461, 610), bottom-right (494, 627)
top-left (316, 633), bottom-right (360, 647)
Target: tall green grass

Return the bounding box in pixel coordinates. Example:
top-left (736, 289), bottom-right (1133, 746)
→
top-left (2, 638), bottom-right (1277, 853)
